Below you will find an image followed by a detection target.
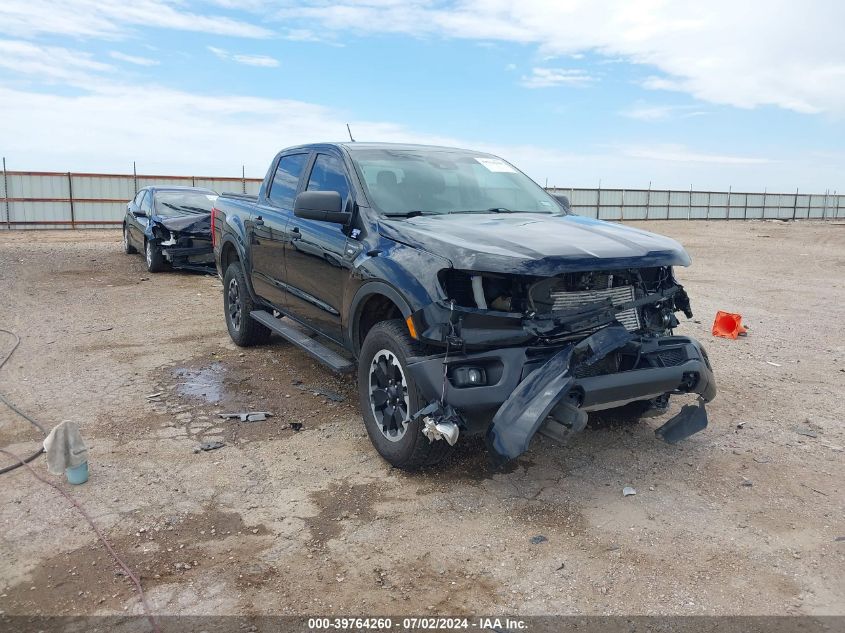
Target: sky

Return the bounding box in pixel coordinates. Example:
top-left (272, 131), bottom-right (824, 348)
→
top-left (0, 0), bottom-right (843, 192)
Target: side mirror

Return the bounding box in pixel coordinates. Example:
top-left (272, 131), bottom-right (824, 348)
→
top-left (552, 194), bottom-right (571, 210)
top-left (294, 191), bottom-right (350, 224)
top-left (133, 210), bottom-right (147, 218)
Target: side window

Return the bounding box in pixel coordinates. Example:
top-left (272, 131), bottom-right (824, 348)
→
top-left (132, 190), bottom-right (145, 207)
top-left (268, 153), bottom-right (309, 209)
top-left (140, 191), bottom-right (152, 213)
top-left (306, 154), bottom-right (350, 203)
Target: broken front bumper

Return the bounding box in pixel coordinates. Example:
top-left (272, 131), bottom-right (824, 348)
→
top-left (406, 326), bottom-right (716, 464)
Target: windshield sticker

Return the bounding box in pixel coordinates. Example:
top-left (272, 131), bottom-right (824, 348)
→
top-left (475, 157), bottom-right (517, 173)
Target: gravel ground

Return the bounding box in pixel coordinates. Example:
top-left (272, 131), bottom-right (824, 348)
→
top-left (0, 221), bottom-right (843, 618)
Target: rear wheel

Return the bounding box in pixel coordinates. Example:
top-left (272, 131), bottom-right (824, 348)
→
top-left (358, 320), bottom-right (452, 470)
top-left (145, 239), bottom-right (166, 273)
top-left (223, 261), bottom-right (271, 346)
top-left (123, 225), bottom-right (136, 254)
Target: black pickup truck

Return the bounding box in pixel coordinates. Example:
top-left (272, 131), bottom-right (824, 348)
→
top-left (212, 143), bottom-right (716, 469)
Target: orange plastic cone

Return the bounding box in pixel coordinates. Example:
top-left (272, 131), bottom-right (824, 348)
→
top-left (712, 311), bottom-right (747, 339)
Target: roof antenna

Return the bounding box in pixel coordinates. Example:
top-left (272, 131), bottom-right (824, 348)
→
top-left (346, 123), bottom-right (355, 142)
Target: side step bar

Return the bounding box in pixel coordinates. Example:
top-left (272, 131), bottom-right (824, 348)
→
top-left (250, 310), bottom-right (355, 374)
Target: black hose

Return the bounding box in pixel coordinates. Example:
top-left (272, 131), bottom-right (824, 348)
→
top-left (0, 329), bottom-right (47, 475)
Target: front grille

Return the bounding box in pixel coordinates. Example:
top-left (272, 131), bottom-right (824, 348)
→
top-left (550, 285), bottom-right (641, 332)
top-left (652, 347), bottom-right (687, 367)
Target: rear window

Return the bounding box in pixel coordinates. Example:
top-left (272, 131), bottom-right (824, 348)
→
top-left (269, 153), bottom-right (309, 209)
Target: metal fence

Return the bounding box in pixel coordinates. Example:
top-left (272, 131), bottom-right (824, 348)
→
top-left (548, 186), bottom-right (843, 220)
top-left (0, 161), bottom-right (263, 229)
top-left (1, 162), bottom-right (842, 228)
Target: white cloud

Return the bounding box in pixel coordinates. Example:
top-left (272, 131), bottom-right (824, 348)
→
top-left (0, 39), bottom-right (113, 83)
top-left (1, 78), bottom-right (840, 191)
top-left (0, 0), bottom-right (271, 39)
top-left (620, 143), bottom-right (772, 165)
top-left (621, 103), bottom-right (708, 121)
top-left (208, 46), bottom-right (279, 67)
top-left (520, 67), bottom-right (594, 88)
top-left (275, 1), bottom-right (845, 114)
top-left (109, 51), bottom-right (159, 66)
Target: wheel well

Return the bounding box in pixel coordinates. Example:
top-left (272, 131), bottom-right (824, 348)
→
top-left (356, 294), bottom-right (403, 350)
top-left (221, 241), bottom-right (239, 272)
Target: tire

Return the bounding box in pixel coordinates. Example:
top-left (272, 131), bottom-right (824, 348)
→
top-left (358, 319), bottom-right (452, 470)
top-left (145, 239), bottom-right (166, 273)
top-left (223, 261), bottom-right (272, 347)
top-left (123, 225), bottom-right (137, 254)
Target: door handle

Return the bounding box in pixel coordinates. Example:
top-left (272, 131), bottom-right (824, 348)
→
top-left (290, 226), bottom-right (301, 240)
top-left (254, 216), bottom-right (264, 226)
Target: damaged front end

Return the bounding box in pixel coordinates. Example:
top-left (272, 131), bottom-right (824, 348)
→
top-left (147, 214), bottom-right (214, 271)
top-left (404, 266), bottom-right (716, 465)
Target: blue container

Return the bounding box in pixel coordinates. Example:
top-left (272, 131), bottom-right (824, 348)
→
top-left (66, 461), bottom-right (89, 485)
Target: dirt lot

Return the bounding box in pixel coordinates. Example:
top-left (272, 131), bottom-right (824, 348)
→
top-left (0, 221), bottom-right (843, 618)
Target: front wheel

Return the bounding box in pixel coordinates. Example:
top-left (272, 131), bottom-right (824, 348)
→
top-left (123, 225), bottom-right (137, 254)
top-left (222, 262), bottom-right (271, 346)
top-left (145, 239), bottom-right (166, 273)
top-left (358, 320), bottom-right (452, 470)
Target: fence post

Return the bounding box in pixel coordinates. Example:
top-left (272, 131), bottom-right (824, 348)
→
top-left (620, 188), bottom-right (625, 222)
top-left (597, 180), bottom-right (601, 220)
top-left (645, 181), bottom-right (651, 220)
top-left (133, 161), bottom-right (138, 194)
top-left (67, 172), bottom-right (76, 229)
top-left (726, 186), bottom-right (731, 220)
top-left (688, 184), bottom-right (692, 220)
top-left (2, 157), bottom-right (9, 230)
top-left (836, 191), bottom-right (840, 219)
top-left (706, 190), bottom-right (711, 221)
top-left (242, 165), bottom-right (247, 194)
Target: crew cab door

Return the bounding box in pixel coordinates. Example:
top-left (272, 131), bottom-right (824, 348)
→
top-left (283, 152), bottom-right (352, 342)
top-left (249, 152), bottom-right (309, 310)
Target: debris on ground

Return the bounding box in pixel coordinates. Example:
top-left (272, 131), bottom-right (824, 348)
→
top-left (290, 382), bottom-right (345, 402)
top-left (289, 422), bottom-right (303, 432)
top-left (766, 361), bottom-right (782, 367)
top-left (144, 392), bottom-right (162, 400)
top-left (794, 427), bottom-right (818, 438)
top-left (741, 478), bottom-right (753, 487)
top-left (622, 486), bottom-right (637, 496)
top-left (835, 536), bottom-right (845, 542)
top-left (219, 411), bottom-right (273, 422)
top-left (737, 421), bottom-right (746, 429)
top-left (194, 441), bottom-right (225, 453)
top-left (530, 535), bottom-right (548, 545)
top-left (311, 388), bottom-right (345, 402)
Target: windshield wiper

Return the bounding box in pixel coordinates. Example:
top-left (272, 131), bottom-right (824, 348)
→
top-left (383, 210), bottom-right (433, 218)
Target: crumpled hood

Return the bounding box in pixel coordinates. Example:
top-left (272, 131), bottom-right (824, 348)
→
top-left (378, 213), bottom-right (690, 274)
top-left (152, 213), bottom-right (211, 235)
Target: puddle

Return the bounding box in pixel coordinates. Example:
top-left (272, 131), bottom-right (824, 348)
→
top-left (173, 362), bottom-right (229, 403)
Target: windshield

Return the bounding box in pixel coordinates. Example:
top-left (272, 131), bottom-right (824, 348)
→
top-left (154, 191), bottom-right (217, 217)
top-left (349, 148), bottom-right (565, 216)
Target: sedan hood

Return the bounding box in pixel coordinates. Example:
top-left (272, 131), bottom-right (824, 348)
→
top-left (378, 213), bottom-right (690, 275)
top-left (153, 213), bottom-right (211, 235)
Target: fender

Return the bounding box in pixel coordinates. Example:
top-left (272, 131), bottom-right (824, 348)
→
top-left (348, 280), bottom-right (414, 355)
top-left (219, 215), bottom-right (260, 302)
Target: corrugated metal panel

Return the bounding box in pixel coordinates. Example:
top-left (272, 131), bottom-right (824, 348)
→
top-left (2, 172), bottom-right (840, 227)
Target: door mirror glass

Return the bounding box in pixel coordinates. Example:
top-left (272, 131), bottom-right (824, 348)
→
top-left (294, 191), bottom-right (350, 224)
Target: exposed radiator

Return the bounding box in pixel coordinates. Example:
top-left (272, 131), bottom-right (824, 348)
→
top-left (550, 285), bottom-right (641, 331)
